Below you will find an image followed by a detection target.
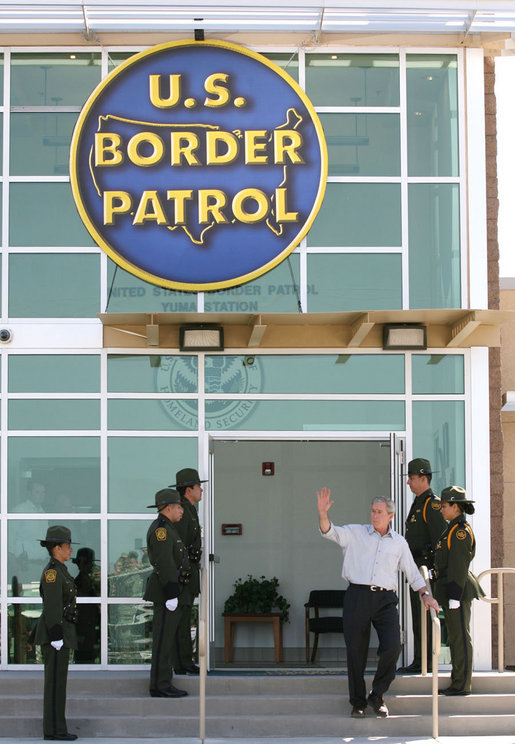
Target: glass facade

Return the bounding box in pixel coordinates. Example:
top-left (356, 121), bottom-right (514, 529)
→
top-left (0, 45), bottom-right (477, 668)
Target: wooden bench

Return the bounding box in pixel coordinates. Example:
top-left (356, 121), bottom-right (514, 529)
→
top-left (222, 612), bottom-right (283, 663)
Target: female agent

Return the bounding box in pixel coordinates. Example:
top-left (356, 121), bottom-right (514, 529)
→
top-left (35, 525), bottom-right (78, 741)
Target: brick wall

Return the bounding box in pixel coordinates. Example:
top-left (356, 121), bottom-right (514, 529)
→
top-left (485, 56), bottom-right (502, 666)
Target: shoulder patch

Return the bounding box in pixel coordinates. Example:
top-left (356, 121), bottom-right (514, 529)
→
top-left (45, 569), bottom-right (57, 583)
top-left (155, 527), bottom-right (167, 542)
top-left (431, 501), bottom-right (441, 510)
top-left (456, 529), bottom-right (467, 541)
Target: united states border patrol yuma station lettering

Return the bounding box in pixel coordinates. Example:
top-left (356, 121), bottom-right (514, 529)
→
top-left (70, 40), bottom-right (327, 291)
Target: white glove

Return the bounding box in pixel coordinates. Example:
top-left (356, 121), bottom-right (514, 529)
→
top-left (50, 640), bottom-right (64, 651)
top-left (165, 598), bottom-right (178, 612)
top-left (448, 599), bottom-right (460, 610)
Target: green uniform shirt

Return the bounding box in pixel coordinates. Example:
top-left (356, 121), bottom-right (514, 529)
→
top-left (143, 514), bottom-right (191, 605)
top-left (433, 514), bottom-right (482, 604)
top-left (405, 488), bottom-right (446, 567)
top-left (174, 499), bottom-right (201, 597)
top-left (35, 559), bottom-right (78, 649)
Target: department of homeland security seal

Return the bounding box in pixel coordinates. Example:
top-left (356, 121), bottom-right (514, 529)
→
top-left (70, 40), bottom-right (327, 291)
top-left (156, 355), bottom-right (263, 429)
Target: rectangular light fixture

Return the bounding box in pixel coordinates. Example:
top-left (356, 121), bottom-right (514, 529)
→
top-left (382, 323), bottom-right (427, 350)
top-left (179, 324), bottom-right (224, 352)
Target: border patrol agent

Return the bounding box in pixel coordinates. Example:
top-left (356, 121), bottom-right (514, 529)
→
top-left (35, 525), bottom-right (78, 741)
top-left (144, 488), bottom-right (190, 698)
top-left (170, 467), bottom-right (206, 675)
top-left (400, 458), bottom-right (446, 673)
top-left (434, 486), bottom-right (484, 696)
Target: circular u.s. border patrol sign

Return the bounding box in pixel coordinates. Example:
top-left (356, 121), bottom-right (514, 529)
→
top-left (70, 40), bottom-right (327, 291)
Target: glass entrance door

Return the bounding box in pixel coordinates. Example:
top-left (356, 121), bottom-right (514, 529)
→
top-left (208, 438), bottom-right (395, 670)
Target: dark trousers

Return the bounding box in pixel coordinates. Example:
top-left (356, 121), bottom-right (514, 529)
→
top-left (443, 600), bottom-right (472, 693)
top-left (150, 603), bottom-right (183, 692)
top-left (409, 586), bottom-right (432, 667)
top-left (343, 585), bottom-right (401, 708)
top-left (42, 644), bottom-right (70, 737)
top-left (172, 603), bottom-right (194, 669)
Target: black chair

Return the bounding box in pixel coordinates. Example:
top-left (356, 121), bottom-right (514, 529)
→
top-left (304, 589), bottom-right (345, 663)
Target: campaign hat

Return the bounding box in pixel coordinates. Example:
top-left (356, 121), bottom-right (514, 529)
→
top-left (171, 468), bottom-right (207, 488)
top-left (40, 524), bottom-right (76, 546)
top-left (441, 485), bottom-right (475, 515)
top-left (146, 488), bottom-right (181, 509)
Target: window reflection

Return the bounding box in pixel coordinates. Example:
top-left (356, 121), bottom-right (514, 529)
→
top-left (73, 547), bottom-right (100, 664)
top-left (8, 603), bottom-right (41, 664)
top-left (108, 604), bottom-right (153, 664)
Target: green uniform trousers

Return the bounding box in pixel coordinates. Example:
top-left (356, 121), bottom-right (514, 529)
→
top-left (42, 644), bottom-right (71, 737)
top-left (173, 603), bottom-right (194, 669)
top-left (443, 599), bottom-right (472, 693)
top-left (150, 603), bottom-right (183, 692)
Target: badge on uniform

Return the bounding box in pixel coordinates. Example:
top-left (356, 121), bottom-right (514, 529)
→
top-left (431, 501), bottom-right (441, 510)
top-left (155, 527), bottom-right (167, 541)
top-left (45, 569), bottom-right (57, 583)
top-left (456, 529), bottom-right (467, 540)
top-left (410, 515), bottom-right (417, 522)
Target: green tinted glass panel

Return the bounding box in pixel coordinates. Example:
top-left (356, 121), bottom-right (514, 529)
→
top-left (10, 113), bottom-right (77, 175)
top-left (11, 53), bottom-right (101, 106)
top-left (0, 114), bottom-right (3, 170)
top-left (412, 354), bottom-right (464, 394)
top-left (109, 354), bottom-right (198, 393)
top-left (108, 399), bottom-right (197, 430)
top-left (205, 354), bottom-right (404, 394)
top-left (307, 254), bottom-right (402, 311)
top-left (9, 400), bottom-right (100, 430)
top-left (305, 54), bottom-right (399, 106)
top-left (9, 254), bottom-right (100, 317)
top-left (9, 355), bottom-right (100, 392)
top-left (320, 113), bottom-right (400, 177)
top-left (108, 521), bottom-right (152, 598)
top-left (263, 53), bottom-right (299, 82)
top-left (8, 604), bottom-right (42, 663)
top-left (108, 603), bottom-right (152, 664)
top-left (409, 184), bottom-right (460, 309)
top-left (205, 400), bottom-right (405, 431)
top-left (10, 183), bottom-right (95, 246)
top-left (108, 52), bottom-right (138, 72)
top-left (108, 436), bottom-right (198, 513)
top-left (8, 436), bottom-right (100, 513)
top-left (412, 401), bottom-right (465, 496)
top-left (308, 183), bottom-right (401, 247)
top-left (407, 55), bottom-right (459, 177)
top-left (106, 260), bottom-right (197, 312)
top-left (7, 517), bottom-right (100, 597)
top-left (205, 256), bottom-right (300, 313)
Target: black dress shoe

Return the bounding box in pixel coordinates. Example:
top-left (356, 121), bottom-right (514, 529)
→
top-left (398, 662), bottom-right (422, 674)
top-left (173, 668), bottom-right (187, 675)
top-left (150, 686), bottom-right (188, 698)
top-left (442, 687), bottom-right (470, 696)
top-left (184, 664), bottom-right (200, 675)
top-left (367, 692), bottom-right (388, 718)
top-left (44, 735), bottom-right (78, 741)
top-left (351, 706), bottom-right (366, 718)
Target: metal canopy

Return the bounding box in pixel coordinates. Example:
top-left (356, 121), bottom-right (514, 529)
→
top-left (2, 0), bottom-right (515, 36)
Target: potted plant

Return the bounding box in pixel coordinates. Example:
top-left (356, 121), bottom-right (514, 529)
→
top-left (223, 575), bottom-right (290, 622)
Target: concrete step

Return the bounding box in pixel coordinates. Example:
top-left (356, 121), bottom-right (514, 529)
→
top-left (0, 672), bottom-right (514, 738)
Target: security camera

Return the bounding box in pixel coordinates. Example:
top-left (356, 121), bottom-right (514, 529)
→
top-left (0, 329), bottom-right (12, 343)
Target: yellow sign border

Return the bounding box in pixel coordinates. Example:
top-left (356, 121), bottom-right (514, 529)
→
top-left (70, 39), bottom-right (328, 292)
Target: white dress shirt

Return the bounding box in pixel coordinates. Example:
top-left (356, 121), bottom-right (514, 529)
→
top-left (321, 522), bottom-right (426, 592)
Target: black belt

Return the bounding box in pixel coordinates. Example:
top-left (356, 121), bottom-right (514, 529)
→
top-left (349, 583), bottom-right (392, 592)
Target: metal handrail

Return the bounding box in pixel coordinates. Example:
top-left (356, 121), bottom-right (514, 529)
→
top-left (420, 565), bottom-right (441, 740)
top-left (199, 565), bottom-right (208, 743)
top-left (477, 567), bottom-right (515, 673)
